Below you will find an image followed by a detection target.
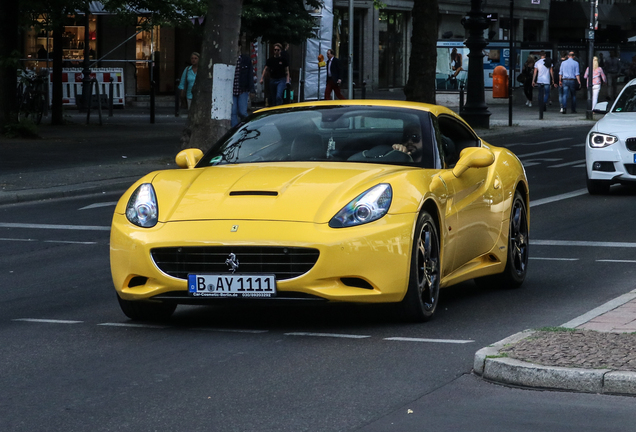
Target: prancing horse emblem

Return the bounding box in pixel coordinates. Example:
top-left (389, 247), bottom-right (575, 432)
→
top-left (225, 253), bottom-right (240, 274)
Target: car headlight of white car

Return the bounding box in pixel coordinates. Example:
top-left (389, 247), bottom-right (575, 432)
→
top-left (589, 132), bottom-right (619, 148)
top-left (329, 184), bottom-right (392, 228)
top-left (126, 183), bottom-right (158, 228)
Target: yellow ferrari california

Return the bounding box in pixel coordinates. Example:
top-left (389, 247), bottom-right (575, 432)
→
top-left (110, 100), bottom-right (529, 322)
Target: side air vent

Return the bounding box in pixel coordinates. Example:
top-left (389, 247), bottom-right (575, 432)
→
top-left (340, 278), bottom-right (374, 289)
top-left (229, 191), bottom-right (278, 196)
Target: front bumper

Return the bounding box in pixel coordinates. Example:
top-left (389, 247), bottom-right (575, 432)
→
top-left (586, 139), bottom-right (636, 183)
top-left (110, 213), bottom-right (416, 304)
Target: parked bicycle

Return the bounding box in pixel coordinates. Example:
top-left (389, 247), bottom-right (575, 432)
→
top-left (17, 71), bottom-right (47, 125)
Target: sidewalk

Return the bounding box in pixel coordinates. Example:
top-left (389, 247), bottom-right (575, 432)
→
top-left (2, 92), bottom-right (635, 397)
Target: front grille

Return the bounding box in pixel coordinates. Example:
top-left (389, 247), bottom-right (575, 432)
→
top-left (151, 246), bottom-right (320, 280)
top-left (626, 138), bottom-right (636, 152)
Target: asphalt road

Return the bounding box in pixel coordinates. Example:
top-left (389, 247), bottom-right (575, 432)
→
top-left (1, 126), bottom-right (636, 431)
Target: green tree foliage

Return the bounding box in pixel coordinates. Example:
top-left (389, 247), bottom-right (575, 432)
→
top-left (241, 0), bottom-right (322, 44)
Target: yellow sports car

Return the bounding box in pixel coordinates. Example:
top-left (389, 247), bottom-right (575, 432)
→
top-left (110, 100), bottom-right (529, 322)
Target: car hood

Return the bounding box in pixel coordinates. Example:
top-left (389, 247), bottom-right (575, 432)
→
top-left (151, 162), bottom-right (417, 224)
top-left (592, 113), bottom-right (636, 137)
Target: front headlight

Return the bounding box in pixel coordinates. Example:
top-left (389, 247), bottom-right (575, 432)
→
top-left (589, 132), bottom-right (618, 148)
top-left (126, 183), bottom-right (158, 228)
top-left (329, 184), bottom-right (392, 228)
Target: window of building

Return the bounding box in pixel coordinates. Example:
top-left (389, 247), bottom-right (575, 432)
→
top-left (23, 15), bottom-right (97, 70)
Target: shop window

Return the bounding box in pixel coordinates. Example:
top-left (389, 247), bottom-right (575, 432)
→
top-left (23, 15), bottom-right (97, 70)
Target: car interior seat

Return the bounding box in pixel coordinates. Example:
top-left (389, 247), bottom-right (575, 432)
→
top-left (290, 133), bottom-right (327, 160)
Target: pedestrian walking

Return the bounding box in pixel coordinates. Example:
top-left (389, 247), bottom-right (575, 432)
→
top-left (231, 41), bottom-right (256, 127)
top-left (532, 50), bottom-right (554, 111)
top-left (584, 56), bottom-right (607, 110)
top-left (553, 52), bottom-right (568, 110)
top-left (178, 52), bottom-right (199, 109)
top-left (559, 51), bottom-right (581, 114)
top-left (260, 43), bottom-right (290, 107)
top-left (522, 55), bottom-right (535, 107)
top-left (324, 49), bottom-right (345, 100)
top-left (605, 50), bottom-right (620, 101)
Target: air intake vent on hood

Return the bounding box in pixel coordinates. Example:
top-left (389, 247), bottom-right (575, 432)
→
top-left (229, 191), bottom-right (278, 196)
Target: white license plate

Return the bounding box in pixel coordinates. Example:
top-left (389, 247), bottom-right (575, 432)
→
top-left (188, 274), bottom-right (276, 298)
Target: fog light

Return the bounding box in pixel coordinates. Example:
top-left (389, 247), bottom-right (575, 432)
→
top-left (593, 162), bottom-right (602, 170)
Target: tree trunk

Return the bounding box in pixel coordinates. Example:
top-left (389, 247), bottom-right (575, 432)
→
top-left (404, 0), bottom-right (438, 104)
top-left (0, 0), bottom-right (19, 126)
top-left (180, 0), bottom-right (243, 151)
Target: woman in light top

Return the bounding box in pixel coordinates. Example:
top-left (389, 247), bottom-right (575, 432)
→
top-left (584, 56), bottom-right (607, 110)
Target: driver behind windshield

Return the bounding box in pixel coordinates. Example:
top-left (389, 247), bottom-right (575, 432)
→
top-left (392, 123), bottom-right (423, 162)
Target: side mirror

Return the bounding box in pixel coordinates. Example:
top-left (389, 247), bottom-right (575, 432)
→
top-left (175, 148), bottom-right (204, 169)
top-left (593, 101), bottom-right (609, 114)
top-left (452, 147), bottom-right (495, 177)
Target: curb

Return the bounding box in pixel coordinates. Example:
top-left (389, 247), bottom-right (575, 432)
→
top-left (474, 330), bottom-right (636, 396)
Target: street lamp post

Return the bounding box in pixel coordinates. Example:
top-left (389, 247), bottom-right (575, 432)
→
top-left (460, 0), bottom-right (491, 129)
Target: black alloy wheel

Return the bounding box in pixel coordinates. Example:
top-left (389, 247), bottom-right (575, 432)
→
top-left (586, 171), bottom-right (611, 195)
top-left (399, 211), bottom-right (441, 322)
top-left (476, 190), bottom-right (529, 289)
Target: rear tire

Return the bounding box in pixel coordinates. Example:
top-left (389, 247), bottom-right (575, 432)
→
top-left (398, 211), bottom-right (441, 322)
top-left (117, 295), bottom-right (176, 321)
top-left (475, 190), bottom-right (529, 289)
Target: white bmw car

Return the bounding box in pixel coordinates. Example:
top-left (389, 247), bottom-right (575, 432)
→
top-left (586, 79), bottom-right (636, 194)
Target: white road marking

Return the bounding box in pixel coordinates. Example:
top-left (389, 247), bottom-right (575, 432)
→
top-left (0, 238), bottom-right (37, 242)
top-left (383, 337), bottom-right (474, 344)
top-left (517, 148), bottom-right (569, 158)
top-left (596, 259), bottom-right (636, 263)
top-left (79, 202), bottom-right (118, 210)
top-left (285, 332), bottom-right (371, 339)
top-left (530, 189), bottom-right (588, 207)
top-left (536, 138), bottom-right (573, 145)
top-left (194, 328), bottom-right (269, 334)
top-left (532, 239), bottom-right (636, 248)
top-left (98, 322), bottom-right (168, 329)
top-left (548, 159), bottom-right (586, 168)
top-left (0, 222), bottom-right (110, 231)
top-left (13, 318), bottom-right (83, 324)
top-left (521, 158), bottom-right (563, 168)
top-left (43, 240), bottom-right (98, 245)
top-left (529, 257), bottom-right (579, 261)
top-left (572, 143), bottom-right (586, 147)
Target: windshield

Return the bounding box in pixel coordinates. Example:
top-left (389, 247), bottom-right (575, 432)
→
top-left (613, 85), bottom-right (636, 112)
top-left (197, 106), bottom-right (436, 168)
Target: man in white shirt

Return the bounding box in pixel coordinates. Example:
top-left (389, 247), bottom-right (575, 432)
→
top-left (533, 51), bottom-right (554, 111)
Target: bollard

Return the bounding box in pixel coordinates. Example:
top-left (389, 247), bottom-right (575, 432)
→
top-left (86, 79), bottom-right (94, 125)
top-left (150, 80), bottom-right (155, 124)
top-left (362, 80), bottom-right (367, 100)
top-left (459, 82), bottom-right (465, 112)
top-left (299, 79), bottom-right (305, 102)
top-left (109, 77), bottom-right (114, 117)
top-left (538, 85), bottom-right (544, 120)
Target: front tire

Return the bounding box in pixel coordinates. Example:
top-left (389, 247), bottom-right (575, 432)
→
top-left (117, 295), bottom-right (176, 321)
top-left (398, 211), bottom-right (441, 322)
top-left (586, 173), bottom-right (610, 195)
